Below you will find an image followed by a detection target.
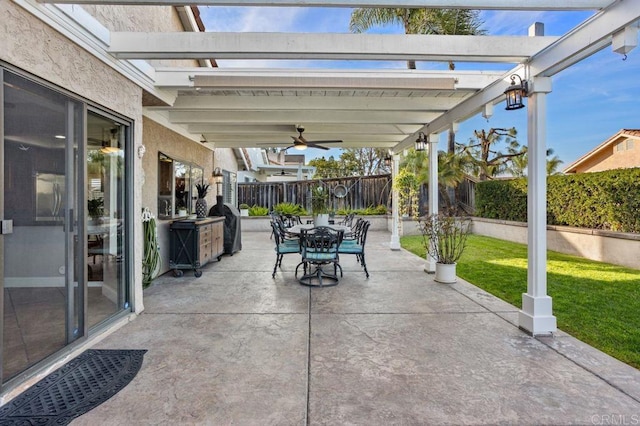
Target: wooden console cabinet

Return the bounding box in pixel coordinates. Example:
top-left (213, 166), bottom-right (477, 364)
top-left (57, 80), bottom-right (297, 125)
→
top-left (169, 217), bottom-right (225, 277)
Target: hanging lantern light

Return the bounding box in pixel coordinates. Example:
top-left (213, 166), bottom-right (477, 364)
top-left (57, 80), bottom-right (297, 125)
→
top-left (415, 132), bottom-right (427, 151)
top-left (504, 74), bottom-right (528, 110)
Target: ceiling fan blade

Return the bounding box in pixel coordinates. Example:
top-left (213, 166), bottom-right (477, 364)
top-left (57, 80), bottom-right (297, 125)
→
top-left (305, 140), bottom-right (342, 144)
top-left (306, 143), bottom-right (331, 150)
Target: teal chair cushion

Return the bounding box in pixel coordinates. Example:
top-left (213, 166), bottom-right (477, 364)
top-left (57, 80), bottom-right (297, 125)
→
top-left (338, 243), bottom-right (363, 254)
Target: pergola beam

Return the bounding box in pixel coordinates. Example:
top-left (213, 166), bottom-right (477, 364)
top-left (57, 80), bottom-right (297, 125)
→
top-left (155, 68), bottom-right (504, 91)
top-left (168, 110), bottom-right (441, 124)
top-left (163, 95), bottom-right (461, 112)
top-left (109, 33), bottom-right (558, 62)
top-left (38, 0), bottom-right (614, 11)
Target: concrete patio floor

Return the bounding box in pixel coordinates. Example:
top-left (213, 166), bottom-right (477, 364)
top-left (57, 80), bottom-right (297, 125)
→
top-left (74, 230), bottom-right (640, 425)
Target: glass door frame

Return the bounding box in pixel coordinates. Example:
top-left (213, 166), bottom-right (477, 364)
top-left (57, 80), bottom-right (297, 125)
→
top-left (0, 64), bottom-right (134, 391)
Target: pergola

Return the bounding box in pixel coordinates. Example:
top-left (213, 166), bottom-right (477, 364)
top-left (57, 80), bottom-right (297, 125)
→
top-left (35, 0), bottom-right (640, 335)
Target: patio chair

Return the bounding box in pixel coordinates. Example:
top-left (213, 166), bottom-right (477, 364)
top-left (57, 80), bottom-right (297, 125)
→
top-left (338, 220), bottom-right (370, 278)
top-left (296, 226), bottom-right (343, 287)
top-left (340, 212), bottom-right (355, 227)
top-left (270, 221), bottom-right (301, 278)
top-left (343, 217), bottom-right (364, 241)
top-left (281, 214), bottom-right (302, 228)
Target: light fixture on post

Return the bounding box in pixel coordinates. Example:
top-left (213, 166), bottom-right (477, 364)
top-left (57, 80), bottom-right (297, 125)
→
top-left (504, 74), bottom-right (528, 110)
top-left (210, 167), bottom-right (224, 212)
top-left (415, 132), bottom-right (427, 152)
top-left (383, 154), bottom-right (392, 168)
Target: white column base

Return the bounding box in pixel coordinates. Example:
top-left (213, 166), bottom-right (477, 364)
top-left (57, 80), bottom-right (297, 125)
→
top-left (424, 257), bottom-right (436, 274)
top-left (389, 235), bottom-right (401, 250)
top-left (518, 293), bottom-right (557, 336)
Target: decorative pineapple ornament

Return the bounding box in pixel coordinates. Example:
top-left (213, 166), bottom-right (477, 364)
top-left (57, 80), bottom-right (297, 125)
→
top-left (195, 183), bottom-right (210, 218)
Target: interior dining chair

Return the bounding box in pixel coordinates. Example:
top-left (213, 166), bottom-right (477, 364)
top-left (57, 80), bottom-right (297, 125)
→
top-left (296, 227), bottom-right (343, 287)
top-left (338, 220), bottom-right (370, 278)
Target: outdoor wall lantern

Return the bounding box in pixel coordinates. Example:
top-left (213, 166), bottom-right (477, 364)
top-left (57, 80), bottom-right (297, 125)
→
top-left (209, 167), bottom-right (224, 195)
top-left (504, 74), bottom-right (529, 110)
top-left (383, 154), bottom-right (392, 168)
top-left (415, 132), bottom-right (427, 152)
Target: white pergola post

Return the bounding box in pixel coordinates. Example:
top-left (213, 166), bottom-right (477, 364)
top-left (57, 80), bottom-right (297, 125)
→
top-left (389, 154), bottom-right (401, 250)
top-left (425, 133), bottom-right (439, 273)
top-left (518, 76), bottom-right (557, 336)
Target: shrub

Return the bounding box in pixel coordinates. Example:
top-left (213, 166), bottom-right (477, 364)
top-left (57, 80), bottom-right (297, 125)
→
top-left (336, 205), bottom-right (388, 216)
top-left (273, 202), bottom-right (307, 216)
top-left (239, 203), bottom-right (250, 209)
top-left (475, 168), bottom-right (640, 233)
top-left (248, 205), bottom-right (269, 216)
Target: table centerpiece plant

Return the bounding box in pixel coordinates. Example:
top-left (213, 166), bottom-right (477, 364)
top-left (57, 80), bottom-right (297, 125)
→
top-left (310, 185), bottom-right (330, 227)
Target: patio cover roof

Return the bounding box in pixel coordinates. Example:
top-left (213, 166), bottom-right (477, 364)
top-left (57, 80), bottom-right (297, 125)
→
top-left (35, 0), bottom-right (640, 154)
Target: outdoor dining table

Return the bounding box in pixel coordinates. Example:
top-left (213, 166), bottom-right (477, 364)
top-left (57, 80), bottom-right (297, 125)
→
top-left (286, 224), bottom-right (351, 287)
top-left (286, 223), bottom-right (351, 235)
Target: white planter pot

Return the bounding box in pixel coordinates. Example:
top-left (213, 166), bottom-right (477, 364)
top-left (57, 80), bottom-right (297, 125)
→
top-left (240, 209), bottom-right (249, 217)
top-left (314, 214), bottom-right (330, 227)
top-left (435, 262), bottom-right (457, 283)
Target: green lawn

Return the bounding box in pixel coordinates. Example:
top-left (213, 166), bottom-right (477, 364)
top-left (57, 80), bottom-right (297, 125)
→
top-left (400, 234), bottom-right (640, 369)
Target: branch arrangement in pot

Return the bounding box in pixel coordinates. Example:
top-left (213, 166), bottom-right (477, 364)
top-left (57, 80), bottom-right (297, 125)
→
top-left (418, 213), bottom-right (471, 283)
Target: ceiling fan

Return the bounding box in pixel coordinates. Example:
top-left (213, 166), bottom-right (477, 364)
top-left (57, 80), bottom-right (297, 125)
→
top-left (260, 126), bottom-right (342, 151)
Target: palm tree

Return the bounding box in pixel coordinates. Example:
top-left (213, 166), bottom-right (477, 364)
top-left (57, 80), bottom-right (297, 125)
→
top-left (399, 148), bottom-right (468, 211)
top-left (349, 8), bottom-right (485, 70)
top-left (506, 147), bottom-right (565, 177)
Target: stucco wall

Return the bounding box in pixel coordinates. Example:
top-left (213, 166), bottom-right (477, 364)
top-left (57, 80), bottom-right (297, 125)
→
top-left (142, 116), bottom-right (217, 274)
top-left (212, 147), bottom-right (240, 199)
top-left (472, 217), bottom-right (640, 270)
top-left (81, 5), bottom-right (200, 68)
top-left (574, 138), bottom-right (640, 173)
top-left (583, 142), bottom-right (639, 173)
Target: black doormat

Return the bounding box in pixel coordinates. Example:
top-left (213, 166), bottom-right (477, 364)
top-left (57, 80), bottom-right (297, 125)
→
top-left (0, 349), bottom-right (147, 425)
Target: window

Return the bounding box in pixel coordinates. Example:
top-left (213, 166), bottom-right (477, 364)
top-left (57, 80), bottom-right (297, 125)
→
top-left (222, 170), bottom-right (237, 205)
top-left (157, 152), bottom-right (203, 218)
top-left (626, 139), bottom-right (634, 150)
top-left (616, 141), bottom-right (625, 152)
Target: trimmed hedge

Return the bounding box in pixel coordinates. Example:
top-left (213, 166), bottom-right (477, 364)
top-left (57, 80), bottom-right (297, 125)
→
top-left (475, 168), bottom-right (640, 233)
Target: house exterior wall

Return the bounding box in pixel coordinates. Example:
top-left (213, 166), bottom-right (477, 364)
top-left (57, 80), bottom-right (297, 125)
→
top-left (80, 5), bottom-right (200, 68)
top-left (1, 0), bottom-right (145, 314)
top-left (142, 116), bottom-right (216, 275)
top-left (568, 135), bottom-right (640, 173)
top-left (577, 138), bottom-right (639, 173)
top-left (0, 1), bottom-right (220, 394)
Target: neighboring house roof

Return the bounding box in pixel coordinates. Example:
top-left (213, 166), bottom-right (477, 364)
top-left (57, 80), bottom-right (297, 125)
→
top-left (563, 129), bottom-right (640, 174)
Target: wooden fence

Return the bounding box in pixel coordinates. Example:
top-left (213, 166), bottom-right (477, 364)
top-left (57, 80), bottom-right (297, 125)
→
top-left (238, 174), bottom-right (476, 215)
top-left (238, 175), bottom-right (392, 212)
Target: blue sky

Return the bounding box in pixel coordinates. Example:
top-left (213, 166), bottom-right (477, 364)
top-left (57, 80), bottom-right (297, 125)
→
top-left (199, 7), bottom-right (640, 169)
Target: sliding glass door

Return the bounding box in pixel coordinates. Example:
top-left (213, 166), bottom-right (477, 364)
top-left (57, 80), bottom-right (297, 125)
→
top-left (1, 70), bottom-right (84, 381)
top-left (0, 68), bottom-right (130, 384)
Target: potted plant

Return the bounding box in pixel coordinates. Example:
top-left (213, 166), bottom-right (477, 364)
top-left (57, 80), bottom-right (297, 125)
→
top-left (88, 198), bottom-right (104, 223)
top-left (239, 203), bottom-right (250, 217)
top-left (310, 185), bottom-right (330, 227)
top-left (195, 183), bottom-right (210, 218)
top-left (418, 213), bottom-right (471, 283)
